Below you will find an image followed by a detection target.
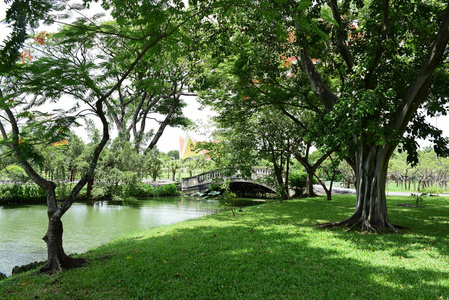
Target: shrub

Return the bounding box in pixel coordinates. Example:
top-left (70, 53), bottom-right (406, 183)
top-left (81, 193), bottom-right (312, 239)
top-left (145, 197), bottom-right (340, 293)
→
top-left (96, 183), bottom-right (180, 199)
top-left (0, 184), bottom-right (46, 204)
top-left (154, 184), bottom-right (180, 196)
top-left (289, 171), bottom-right (307, 197)
top-left (421, 186), bottom-right (443, 195)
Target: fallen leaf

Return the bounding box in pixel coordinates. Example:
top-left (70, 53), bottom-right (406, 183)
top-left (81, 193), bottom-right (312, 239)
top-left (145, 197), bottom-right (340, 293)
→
top-left (126, 256), bottom-right (132, 260)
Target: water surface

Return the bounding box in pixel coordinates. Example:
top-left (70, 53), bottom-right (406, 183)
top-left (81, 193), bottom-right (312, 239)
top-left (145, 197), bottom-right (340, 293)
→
top-left (0, 197), bottom-right (220, 276)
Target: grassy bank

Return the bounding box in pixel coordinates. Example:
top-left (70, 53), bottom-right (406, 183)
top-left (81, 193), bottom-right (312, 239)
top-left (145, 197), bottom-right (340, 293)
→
top-left (1, 195), bottom-right (448, 299)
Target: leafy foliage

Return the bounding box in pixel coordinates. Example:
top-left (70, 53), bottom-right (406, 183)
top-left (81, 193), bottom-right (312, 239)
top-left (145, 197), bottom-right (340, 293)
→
top-left (0, 183), bottom-right (47, 204)
top-left (289, 171), bottom-right (307, 197)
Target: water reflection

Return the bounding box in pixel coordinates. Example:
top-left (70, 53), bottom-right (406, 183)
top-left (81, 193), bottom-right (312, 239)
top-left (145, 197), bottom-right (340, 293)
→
top-left (0, 197), bottom-right (220, 276)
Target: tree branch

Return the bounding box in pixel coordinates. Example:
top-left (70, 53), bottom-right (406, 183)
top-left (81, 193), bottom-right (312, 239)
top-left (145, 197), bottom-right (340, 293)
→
top-left (364, 0), bottom-right (390, 89)
top-left (327, 0), bottom-right (355, 70)
top-left (300, 48), bottom-right (338, 110)
top-left (394, 2), bottom-right (449, 133)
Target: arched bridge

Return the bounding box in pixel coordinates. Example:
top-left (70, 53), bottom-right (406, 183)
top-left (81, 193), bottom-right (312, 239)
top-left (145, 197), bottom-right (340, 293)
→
top-left (181, 168), bottom-right (276, 198)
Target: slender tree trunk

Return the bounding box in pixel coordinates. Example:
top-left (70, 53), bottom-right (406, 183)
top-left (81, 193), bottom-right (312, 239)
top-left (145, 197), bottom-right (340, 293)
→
top-left (41, 189), bottom-right (87, 273)
top-left (86, 177), bottom-right (94, 199)
top-left (304, 170), bottom-right (316, 197)
top-left (314, 172), bottom-right (334, 201)
top-left (146, 96), bottom-right (181, 151)
top-left (293, 149), bottom-right (331, 198)
top-left (319, 144), bottom-right (400, 233)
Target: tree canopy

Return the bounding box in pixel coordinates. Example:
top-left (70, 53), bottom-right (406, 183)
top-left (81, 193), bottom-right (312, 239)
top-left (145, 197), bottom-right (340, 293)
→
top-left (193, 0), bottom-right (449, 232)
top-left (1, 2), bottom-right (449, 278)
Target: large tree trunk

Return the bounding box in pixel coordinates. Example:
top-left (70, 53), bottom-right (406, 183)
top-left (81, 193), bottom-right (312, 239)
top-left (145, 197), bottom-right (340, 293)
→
top-left (319, 144), bottom-right (400, 233)
top-left (41, 192), bottom-right (88, 273)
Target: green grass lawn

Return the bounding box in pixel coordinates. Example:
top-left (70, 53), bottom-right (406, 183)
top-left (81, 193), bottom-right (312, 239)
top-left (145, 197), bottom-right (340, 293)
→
top-left (386, 181), bottom-right (449, 193)
top-left (1, 195), bottom-right (448, 299)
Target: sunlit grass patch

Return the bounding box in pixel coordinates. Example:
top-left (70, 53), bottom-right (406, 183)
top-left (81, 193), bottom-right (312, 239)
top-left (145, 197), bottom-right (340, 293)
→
top-left (0, 195), bottom-right (448, 299)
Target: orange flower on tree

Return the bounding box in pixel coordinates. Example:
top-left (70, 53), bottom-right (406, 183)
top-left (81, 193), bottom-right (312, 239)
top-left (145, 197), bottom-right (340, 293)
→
top-left (52, 139), bottom-right (68, 147)
top-left (280, 55), bottom-right (297, 69)
top-left (34, 31), bottom-right (50, 45)
top-left (20, 50), bottom-right (33, 63)
top-left (288, 30), bottom-right (296, 43)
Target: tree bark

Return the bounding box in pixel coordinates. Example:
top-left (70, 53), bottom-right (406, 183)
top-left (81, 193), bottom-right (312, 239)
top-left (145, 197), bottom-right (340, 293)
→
top-left (41, 188), bottom-right (88, 273)
top-left (86, 177), bottom-right (94, 199)
top-left (319, 144), bottom-right (399, 233)
top-left (146, 95), bottom-right (181, 151)
top-left (293, 149), bottom-right (331, 198)
top-left (304, 170), bottom-right (316, 197)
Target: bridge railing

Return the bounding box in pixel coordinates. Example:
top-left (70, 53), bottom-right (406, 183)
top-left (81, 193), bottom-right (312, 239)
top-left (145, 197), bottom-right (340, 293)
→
top-left (181, 167), bottom-right (273, 190)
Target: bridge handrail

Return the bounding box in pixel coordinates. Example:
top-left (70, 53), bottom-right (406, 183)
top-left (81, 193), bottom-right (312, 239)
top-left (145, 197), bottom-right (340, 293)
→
top-left (181, 167), bottom-right (273, 188)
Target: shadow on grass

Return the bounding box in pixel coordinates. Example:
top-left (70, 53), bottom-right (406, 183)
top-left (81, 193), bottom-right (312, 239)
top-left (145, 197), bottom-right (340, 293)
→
top-left (1, 195), bottom-right (447, 299)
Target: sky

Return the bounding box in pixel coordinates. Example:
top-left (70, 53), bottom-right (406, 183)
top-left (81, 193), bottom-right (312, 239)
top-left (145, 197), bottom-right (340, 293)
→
top-left (1, 1), bottom-right (448, 153)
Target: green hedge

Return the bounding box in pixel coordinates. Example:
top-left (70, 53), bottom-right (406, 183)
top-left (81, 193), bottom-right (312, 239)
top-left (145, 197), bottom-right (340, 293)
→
top-left (0, 183), bottom-right (180, 205)
top-left (0, 184), bottom-right (46, 204)
top-left (124, 183), bottom-right (180, 198)
top-left (94, 183), bottom-right (180, 200)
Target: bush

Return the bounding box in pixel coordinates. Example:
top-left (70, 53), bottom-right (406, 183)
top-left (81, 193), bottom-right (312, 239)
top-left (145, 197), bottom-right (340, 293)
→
top-left (91, 183), bottom-right (180, 200)
top-left (289, 171), bottom-right (307, 197)
top-left (0, 165), bottom-right (29, 183)
top-left (421, 186), bottom-right (443, 195)
top-left (0, 184), bottom-right (46, 204)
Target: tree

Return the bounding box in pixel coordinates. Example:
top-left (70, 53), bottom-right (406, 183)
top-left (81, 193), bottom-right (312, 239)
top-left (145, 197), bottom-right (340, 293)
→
top-left (193, 17), bottom-right (334, 200)
top-left (388, 150), bottom-right (415, 190)
top-left (0, 82), bottom-right (109, 273)
top-left (204, 0), bottom-right (449, 232)
top-left (167, 150), bottom-right (180, 160)
top-left (146, 150), bottom-right (163, 182)
top-left (92, 140), bottom-right (149, 199)
top-left (299, 1), bottom-right (449, 232)
top-left (1, 0), bottom-right (66, 71)
top-left (200, 108), bottom-right (293, 199)
top-left (100, 33), bottom-right (193, 152)
top-left (0, 0), bottom-right (205, 272)
top-left (167, 158), bottom-right (182, 181)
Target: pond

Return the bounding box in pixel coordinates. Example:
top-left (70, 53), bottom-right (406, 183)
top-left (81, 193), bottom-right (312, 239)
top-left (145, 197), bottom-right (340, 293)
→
top-left (0, 197), bottom-right (221, 276)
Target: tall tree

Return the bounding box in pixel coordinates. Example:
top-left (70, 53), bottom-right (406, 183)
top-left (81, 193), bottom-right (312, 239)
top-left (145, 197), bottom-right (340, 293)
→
top-left (100, 31), bottom-right (194, 152)
top-left (204, 0), bottom-right (449, 232)
top-left (0, 0), bottom-right (206, 272)
top-left (195, 53), bottom-right (332, 199)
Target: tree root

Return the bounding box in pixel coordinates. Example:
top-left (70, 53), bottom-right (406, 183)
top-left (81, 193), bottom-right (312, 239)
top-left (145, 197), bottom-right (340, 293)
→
top-left (317, 217), bottom-right (403, 234)
top-left (40, 256), bottom-right (89, 274)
